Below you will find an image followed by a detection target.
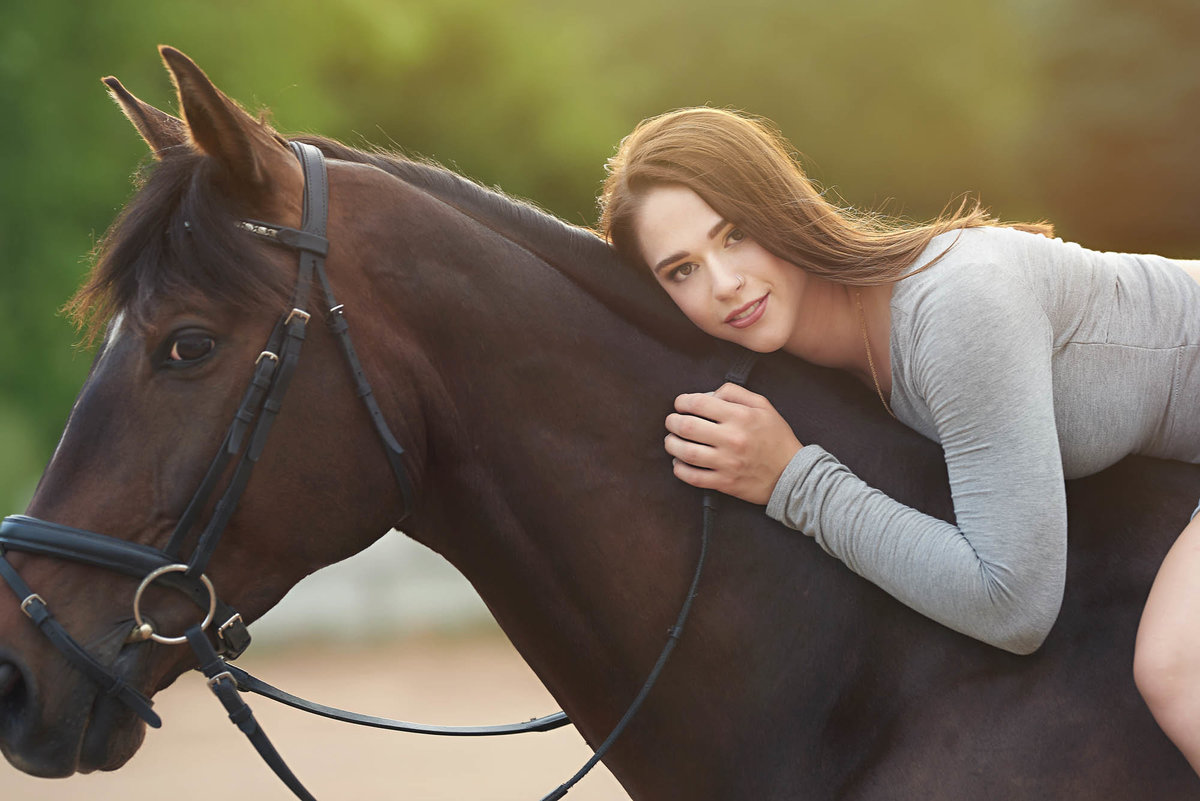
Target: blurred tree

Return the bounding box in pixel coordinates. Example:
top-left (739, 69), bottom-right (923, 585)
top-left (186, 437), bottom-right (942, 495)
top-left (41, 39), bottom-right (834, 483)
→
top-left (1, 0), bottom-right (1196, 511)
top-left (1031, 0), bottom-right (1200, 253)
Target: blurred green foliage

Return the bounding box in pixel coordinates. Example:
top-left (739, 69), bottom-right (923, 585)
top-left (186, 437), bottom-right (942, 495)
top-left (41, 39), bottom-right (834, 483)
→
top-left (2, 0), bottom-right (1197, 511)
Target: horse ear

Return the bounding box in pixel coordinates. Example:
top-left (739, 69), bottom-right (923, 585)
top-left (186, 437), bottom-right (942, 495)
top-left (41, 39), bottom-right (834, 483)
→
top-left (157, 46), bottom-right (298, 201)
top-left (102, 76), bottom-right (188, 159)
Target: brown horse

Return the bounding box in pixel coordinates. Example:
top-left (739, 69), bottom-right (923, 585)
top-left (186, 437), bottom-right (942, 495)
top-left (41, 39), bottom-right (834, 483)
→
top-left (1, 47), bottom-right (1198, 799)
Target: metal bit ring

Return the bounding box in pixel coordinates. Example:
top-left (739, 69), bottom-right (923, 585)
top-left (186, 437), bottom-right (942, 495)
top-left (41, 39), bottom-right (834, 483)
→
top-left (131, 564), bottom-right (216, 646)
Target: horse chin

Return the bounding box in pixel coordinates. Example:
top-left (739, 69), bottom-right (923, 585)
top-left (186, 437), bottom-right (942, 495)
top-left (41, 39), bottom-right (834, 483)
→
top-left (76, 642), bottom-right (159, 773)
top-left (77, 694), bottom-right (147, 773)
top-left (0, 744), bottom-right (76, 779)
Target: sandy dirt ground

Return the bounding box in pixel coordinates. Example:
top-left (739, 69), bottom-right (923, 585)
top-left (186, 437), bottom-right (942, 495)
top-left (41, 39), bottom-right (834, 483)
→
top-left (0, 632), bottom-right (631, 800)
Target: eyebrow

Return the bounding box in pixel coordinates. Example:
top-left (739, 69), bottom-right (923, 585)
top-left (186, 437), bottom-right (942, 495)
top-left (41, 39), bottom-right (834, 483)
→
top-left (651, 218), bottom-right (730, 275)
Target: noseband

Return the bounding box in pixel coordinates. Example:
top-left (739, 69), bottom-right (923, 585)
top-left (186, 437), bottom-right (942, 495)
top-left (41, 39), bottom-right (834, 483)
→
top-left (0, 141), bottom-right (755, 800)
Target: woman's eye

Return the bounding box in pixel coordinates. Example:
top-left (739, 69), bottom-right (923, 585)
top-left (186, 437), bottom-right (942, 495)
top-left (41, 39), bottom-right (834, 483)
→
top-left (167, 334), bottom-right (215, 364)
top-left (670, 262), bottom-right (698, 281)
top-left (727, 227), bottom-right (745, 244)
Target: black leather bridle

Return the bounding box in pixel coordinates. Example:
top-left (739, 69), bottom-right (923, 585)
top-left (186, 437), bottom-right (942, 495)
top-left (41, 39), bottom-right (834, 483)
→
top-left (0, 141), bottom-right (753, 800)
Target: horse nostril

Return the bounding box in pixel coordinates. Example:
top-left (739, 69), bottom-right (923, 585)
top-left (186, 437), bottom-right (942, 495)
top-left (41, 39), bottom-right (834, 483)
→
top-left (0, 662), bottom-right (17, 697)
top-left (0, 659), bottom-right (31, 740)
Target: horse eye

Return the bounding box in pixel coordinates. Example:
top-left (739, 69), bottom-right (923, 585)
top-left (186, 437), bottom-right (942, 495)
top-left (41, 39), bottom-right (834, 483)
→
top-left (167, 334), bottom-right (215, 364)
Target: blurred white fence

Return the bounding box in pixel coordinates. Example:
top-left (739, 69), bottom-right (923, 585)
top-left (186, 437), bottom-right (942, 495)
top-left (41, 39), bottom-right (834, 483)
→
top-left (248, 530), bottom-right (494, 648)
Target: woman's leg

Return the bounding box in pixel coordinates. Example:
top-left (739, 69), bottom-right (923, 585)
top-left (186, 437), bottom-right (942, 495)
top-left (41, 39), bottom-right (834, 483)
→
top-left (1135, 509), bottom-right (1200, 774)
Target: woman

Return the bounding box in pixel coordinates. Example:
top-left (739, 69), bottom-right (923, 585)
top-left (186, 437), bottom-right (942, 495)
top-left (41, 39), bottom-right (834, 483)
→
top-left (598, 107), bottom-right (1200, 772)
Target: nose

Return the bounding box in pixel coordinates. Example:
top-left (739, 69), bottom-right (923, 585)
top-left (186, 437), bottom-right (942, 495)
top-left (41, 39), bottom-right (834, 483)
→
top-left (0, 660), bottom-right (18, 696)
top-left (710, 260), bottom-right (744, 300)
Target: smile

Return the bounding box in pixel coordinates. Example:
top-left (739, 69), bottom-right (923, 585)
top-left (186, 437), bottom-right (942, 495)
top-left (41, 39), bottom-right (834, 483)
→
top-left (725, 295), bottom-right (767, 328)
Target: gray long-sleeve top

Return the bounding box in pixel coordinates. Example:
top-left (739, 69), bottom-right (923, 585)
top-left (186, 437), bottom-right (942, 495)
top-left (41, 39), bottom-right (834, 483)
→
top-left (766, 227), bottom-right (1200, 654)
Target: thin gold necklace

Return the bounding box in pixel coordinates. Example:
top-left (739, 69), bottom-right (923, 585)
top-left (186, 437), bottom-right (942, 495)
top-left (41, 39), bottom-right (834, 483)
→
top-left (856, 289), bottom-right (896, 419)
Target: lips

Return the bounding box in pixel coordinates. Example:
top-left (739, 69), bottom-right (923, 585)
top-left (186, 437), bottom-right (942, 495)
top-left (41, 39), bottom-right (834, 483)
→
top-left (725, 294), bottom-right (767, 329)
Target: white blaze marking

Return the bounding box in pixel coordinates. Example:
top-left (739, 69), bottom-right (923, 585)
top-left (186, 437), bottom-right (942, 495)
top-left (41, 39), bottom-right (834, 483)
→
top-left (100, 311), bottom-right (127, 360)
top-left (45, 312), bottom-right (127, 470)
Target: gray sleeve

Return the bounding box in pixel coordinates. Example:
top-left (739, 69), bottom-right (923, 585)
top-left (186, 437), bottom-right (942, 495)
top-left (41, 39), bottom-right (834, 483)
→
top-left (766, 271), bottom-right (1066, 655)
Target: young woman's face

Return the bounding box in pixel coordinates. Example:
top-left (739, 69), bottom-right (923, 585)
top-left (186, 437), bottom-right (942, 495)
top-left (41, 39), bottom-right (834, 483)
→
top-left (634, 184), bottom-right (809, 353)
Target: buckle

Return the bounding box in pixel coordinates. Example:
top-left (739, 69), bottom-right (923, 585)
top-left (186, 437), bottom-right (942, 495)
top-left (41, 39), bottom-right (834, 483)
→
top-left (19, 593), bottom-right (45, 619)
top-left (285, 308), bottom-right (311, 326)
top-left (238, 221), bottom-right (280, 239)
top-left (206, 670), bottom-right (234, 689)
top-left (217, 613), bottom-right (251, 659)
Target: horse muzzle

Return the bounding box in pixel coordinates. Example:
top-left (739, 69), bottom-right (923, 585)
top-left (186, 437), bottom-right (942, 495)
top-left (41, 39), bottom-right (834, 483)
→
top-left (0, 514), bottom-right (253, 776)
top-left (0, 634), bottom-right (151, 777)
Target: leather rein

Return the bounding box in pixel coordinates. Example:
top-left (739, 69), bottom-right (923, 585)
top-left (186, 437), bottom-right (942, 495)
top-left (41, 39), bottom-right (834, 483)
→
top-left (0, 141), bottom-right (754, 800)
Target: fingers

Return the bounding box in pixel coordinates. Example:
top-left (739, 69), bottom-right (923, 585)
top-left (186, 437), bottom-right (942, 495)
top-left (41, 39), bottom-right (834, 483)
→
top-left (711, 382), bottom-right (770, 407)
top-left (666, 383), bottom-right (779, 464)
top-left (663, 384), bottom-right (802, 505)
top-left (671, 457), bottom-right (721, 490)
top-left (673, 383), bottom-right (770, 420)
top-left (672, 391), bottom-right (727, 422)
top-left (664, 410), bottom-right (721, 446)
top-left (665, 433), bottom-right (717, 469)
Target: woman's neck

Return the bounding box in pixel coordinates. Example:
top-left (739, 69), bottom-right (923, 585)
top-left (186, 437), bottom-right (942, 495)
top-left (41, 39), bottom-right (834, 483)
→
top-left (784, 280), bottom-right (893, 397)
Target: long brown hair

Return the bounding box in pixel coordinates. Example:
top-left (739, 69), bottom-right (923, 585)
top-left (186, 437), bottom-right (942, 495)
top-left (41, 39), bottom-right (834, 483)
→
top-left (598, 107), bottom-right (1051, 285)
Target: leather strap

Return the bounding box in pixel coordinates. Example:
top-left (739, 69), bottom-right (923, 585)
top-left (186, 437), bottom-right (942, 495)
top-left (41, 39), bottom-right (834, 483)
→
top-left (724, 348), bottom-right (759, 387)
top-left (0, 546), bottom-right (161, 728)
top-left (225, 662), bottom-right (569, 736)
top-left (186, 626), bottom-right (315, 801)
top-left (0, 515), bottom-right (249, 658)
top-left (180, 143), bottom-right (330, 580)
top-left (321, 298), bottom-right (416, 518)
top-left (164, 320), bottom-right (286, 560)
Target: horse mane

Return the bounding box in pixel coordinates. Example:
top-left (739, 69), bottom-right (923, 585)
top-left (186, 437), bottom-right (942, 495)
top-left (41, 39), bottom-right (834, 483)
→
top-left (294, 135), bottom-right (708, 352)
top-left (69, 133), bottom-right (705, 352)
top-left (295, 136), bottom-right (601, 263)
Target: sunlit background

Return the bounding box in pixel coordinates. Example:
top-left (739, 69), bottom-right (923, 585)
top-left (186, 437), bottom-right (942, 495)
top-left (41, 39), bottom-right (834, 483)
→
top-left (0, 1), bottom-right (1198, 795)
top-left (3, 0), bottom-right (1199, 513)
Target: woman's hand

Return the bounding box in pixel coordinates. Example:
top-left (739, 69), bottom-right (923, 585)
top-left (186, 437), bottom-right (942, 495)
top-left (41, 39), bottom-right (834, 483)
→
top-left (664, 383), bottom-right (803, 505)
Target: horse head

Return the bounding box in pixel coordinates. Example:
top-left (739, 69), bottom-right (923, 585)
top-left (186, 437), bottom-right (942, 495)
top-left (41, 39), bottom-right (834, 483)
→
top-left (0, 47), bottom-right (423, 776)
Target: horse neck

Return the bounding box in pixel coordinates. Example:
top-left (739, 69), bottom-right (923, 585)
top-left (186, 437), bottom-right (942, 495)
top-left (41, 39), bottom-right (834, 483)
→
top-left (349, 180), bottom-right (733, 742)
top-left (413, 247), bottom-right (712, 626)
